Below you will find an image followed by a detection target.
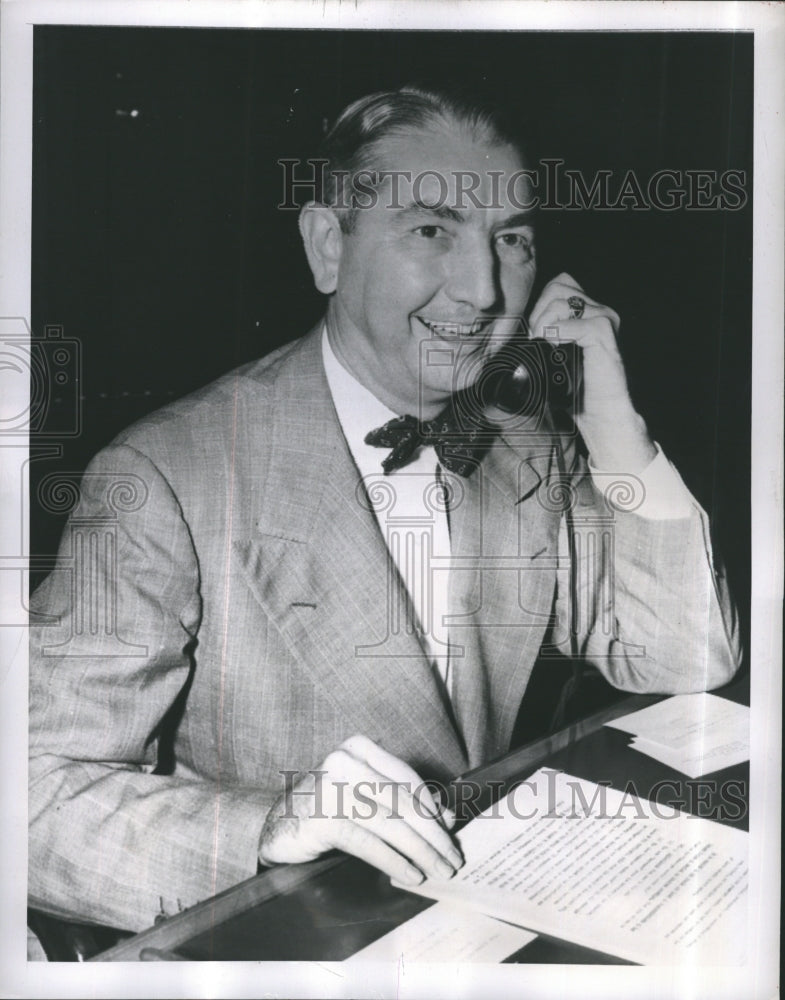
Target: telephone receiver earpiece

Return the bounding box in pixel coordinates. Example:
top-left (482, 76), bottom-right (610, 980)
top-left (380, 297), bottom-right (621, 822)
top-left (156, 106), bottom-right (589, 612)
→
top-left (479, 316), bottom-right (583, 417)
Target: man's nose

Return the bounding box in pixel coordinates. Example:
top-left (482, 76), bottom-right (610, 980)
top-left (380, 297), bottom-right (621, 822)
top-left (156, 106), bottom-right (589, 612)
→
top-left (444, 241), bottom-right (499, 314)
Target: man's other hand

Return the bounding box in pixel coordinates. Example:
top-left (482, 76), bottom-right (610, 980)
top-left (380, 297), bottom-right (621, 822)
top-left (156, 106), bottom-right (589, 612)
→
top-left (257, 735), bottom-right (462, 886)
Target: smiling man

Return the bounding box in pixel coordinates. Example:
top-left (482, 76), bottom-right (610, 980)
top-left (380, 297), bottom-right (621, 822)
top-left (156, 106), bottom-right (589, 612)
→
top-left (302, 126), bottom-right (538, 416)
top-left (28, 85), bottom-right (742, 935)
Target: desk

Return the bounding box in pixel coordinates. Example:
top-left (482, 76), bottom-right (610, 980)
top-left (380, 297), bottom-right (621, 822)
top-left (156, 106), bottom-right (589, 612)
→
top-left (93, 676), bottom-right (749, 963)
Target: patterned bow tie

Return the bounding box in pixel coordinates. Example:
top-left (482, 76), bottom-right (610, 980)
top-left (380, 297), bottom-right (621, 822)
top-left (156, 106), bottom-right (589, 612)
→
top-left (364, 399), bottom-right (498, 476)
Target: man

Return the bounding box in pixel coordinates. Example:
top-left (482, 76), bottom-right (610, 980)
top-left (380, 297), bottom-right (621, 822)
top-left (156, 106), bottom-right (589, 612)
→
top-left (28, 85), bottom-right (741, 934)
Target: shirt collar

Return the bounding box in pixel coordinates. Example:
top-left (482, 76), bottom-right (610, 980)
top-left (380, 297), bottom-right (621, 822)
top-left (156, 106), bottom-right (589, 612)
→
top-left (321, 325), bottom-right (435, 478)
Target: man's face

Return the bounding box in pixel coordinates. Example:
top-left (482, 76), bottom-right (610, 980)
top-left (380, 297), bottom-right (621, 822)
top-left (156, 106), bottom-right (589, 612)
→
top-left (326, 125), bottom-right (537, 417)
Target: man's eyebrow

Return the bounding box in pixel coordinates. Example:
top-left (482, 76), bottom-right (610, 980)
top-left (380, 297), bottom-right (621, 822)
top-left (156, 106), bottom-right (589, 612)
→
top-left (493, 211), bottom-right (536, 231)
top-left (397, 199), bottom-right (465, 224)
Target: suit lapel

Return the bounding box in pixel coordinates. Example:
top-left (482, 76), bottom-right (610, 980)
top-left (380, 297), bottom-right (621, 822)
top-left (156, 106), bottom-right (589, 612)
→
top-left (237, 329), bottom-right (468, 779)
top-left (448, 432), bottom-right (562, 766)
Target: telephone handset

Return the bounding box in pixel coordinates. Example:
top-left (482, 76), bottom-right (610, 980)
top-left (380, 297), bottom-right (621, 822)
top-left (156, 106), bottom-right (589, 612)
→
top-left (480, 318), bottom-right (583, 418)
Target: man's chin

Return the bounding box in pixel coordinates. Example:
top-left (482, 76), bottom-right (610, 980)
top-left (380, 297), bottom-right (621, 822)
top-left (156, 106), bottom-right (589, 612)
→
top-left (419, 375), bottom-right (478, 414)
top-left (454, 346), bottom-right (498, 396)
top-left (414, 341), bottom-right (500, 411)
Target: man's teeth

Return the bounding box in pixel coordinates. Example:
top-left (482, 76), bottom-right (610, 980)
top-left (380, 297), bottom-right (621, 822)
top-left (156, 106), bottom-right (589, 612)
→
top-left (420, 318), bottom-right (490, 336)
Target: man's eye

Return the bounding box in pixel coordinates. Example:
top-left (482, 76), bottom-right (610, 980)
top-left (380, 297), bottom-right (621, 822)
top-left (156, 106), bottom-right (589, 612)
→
top-left (414, 225), bottom-right (444, 239)
top-left (495, 232), bottom-right (535, 260)
top-left (496, 233), bottom-right (530, 248)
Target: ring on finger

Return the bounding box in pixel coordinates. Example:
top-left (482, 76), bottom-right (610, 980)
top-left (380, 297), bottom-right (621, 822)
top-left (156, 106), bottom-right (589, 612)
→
top-left (568, 295), bottom-right (586, 320)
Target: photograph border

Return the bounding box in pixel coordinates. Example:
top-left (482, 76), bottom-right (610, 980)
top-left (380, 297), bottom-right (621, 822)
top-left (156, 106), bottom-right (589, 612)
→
top-left (1, 2), bottom-right (781, 998)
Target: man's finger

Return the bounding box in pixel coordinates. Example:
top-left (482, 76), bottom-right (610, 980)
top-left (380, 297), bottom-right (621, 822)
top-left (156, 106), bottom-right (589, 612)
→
top-left (529, 303), bottom-right (600, 343)
top-left (528, 287), bottom-right (598, 332)
top-left (370, 779), bottom-right (463, 871)
top-left (325, 749), bottom-right (462, 872)
top-left (340, 736), bottom-right (447, 824)
top-left (335, 808), bottom-right (458, 882)
top-left (331, 821), bottom-right (427, 887)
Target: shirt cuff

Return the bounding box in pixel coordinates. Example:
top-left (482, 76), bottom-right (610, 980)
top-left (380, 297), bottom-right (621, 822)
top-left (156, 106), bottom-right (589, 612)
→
top-left (589, 442), bottom-right (697, 520)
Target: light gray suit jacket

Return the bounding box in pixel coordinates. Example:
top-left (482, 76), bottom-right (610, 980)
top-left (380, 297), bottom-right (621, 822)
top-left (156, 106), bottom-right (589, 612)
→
top-left (28, 326), bottom-right (741, 931)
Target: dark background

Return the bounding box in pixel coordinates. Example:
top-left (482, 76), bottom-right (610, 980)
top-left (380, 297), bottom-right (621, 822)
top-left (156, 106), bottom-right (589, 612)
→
top-left (31, 27), bottom-right (752, 657)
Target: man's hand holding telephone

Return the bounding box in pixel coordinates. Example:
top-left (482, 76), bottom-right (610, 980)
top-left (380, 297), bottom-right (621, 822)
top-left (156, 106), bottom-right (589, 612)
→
top-left (488, 272), bottom-right (657, 474)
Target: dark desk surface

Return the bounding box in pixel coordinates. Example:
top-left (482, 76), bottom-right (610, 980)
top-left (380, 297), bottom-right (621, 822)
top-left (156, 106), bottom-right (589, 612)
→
top-left (94, 676), bottom-right (749, 962)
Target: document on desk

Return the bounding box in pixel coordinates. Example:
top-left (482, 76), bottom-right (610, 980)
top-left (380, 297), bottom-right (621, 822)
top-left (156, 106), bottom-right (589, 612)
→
top-left (344, 902), bottom-right (536, 963)
top-left (396, 768), bottom-right (748, 966)
top-left (605, 692), bottom-right (750, 777)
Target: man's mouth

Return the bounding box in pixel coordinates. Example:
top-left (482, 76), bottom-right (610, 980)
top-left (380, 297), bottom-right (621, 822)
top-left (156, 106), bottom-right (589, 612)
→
top-left (417, 317), bottom-right (494, 338)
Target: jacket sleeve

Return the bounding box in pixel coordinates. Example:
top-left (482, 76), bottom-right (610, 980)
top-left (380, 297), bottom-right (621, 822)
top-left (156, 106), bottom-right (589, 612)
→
top-left (549, 446), bottom-right (743, 694)
top-left (28, 444), bottom-right (274, 932)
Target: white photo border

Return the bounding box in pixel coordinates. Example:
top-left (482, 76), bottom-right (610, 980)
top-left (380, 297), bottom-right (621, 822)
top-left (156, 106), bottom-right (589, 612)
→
top-left (1, 2), bottom-right (781, 998)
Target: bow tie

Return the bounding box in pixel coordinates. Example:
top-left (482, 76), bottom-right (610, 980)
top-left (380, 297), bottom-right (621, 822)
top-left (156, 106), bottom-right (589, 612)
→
top-left (364, 399), bottom-right (498, 476)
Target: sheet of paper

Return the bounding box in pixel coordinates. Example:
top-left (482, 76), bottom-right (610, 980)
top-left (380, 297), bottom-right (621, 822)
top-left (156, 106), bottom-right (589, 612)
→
top-left (605, 693), bottom-right (749, 775)
top-left (396, 768), bottom-right (748, 966)
top-left (605, 692), bottom-right (749, 752)
top-left (344, 901), bottom-right (536, 964)
top-left (630, 735), bottom-right (751, 778)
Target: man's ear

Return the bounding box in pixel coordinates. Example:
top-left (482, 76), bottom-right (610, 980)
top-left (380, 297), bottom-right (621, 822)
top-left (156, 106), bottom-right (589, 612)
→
top-left (298, 202), bottom-right (344, 294)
